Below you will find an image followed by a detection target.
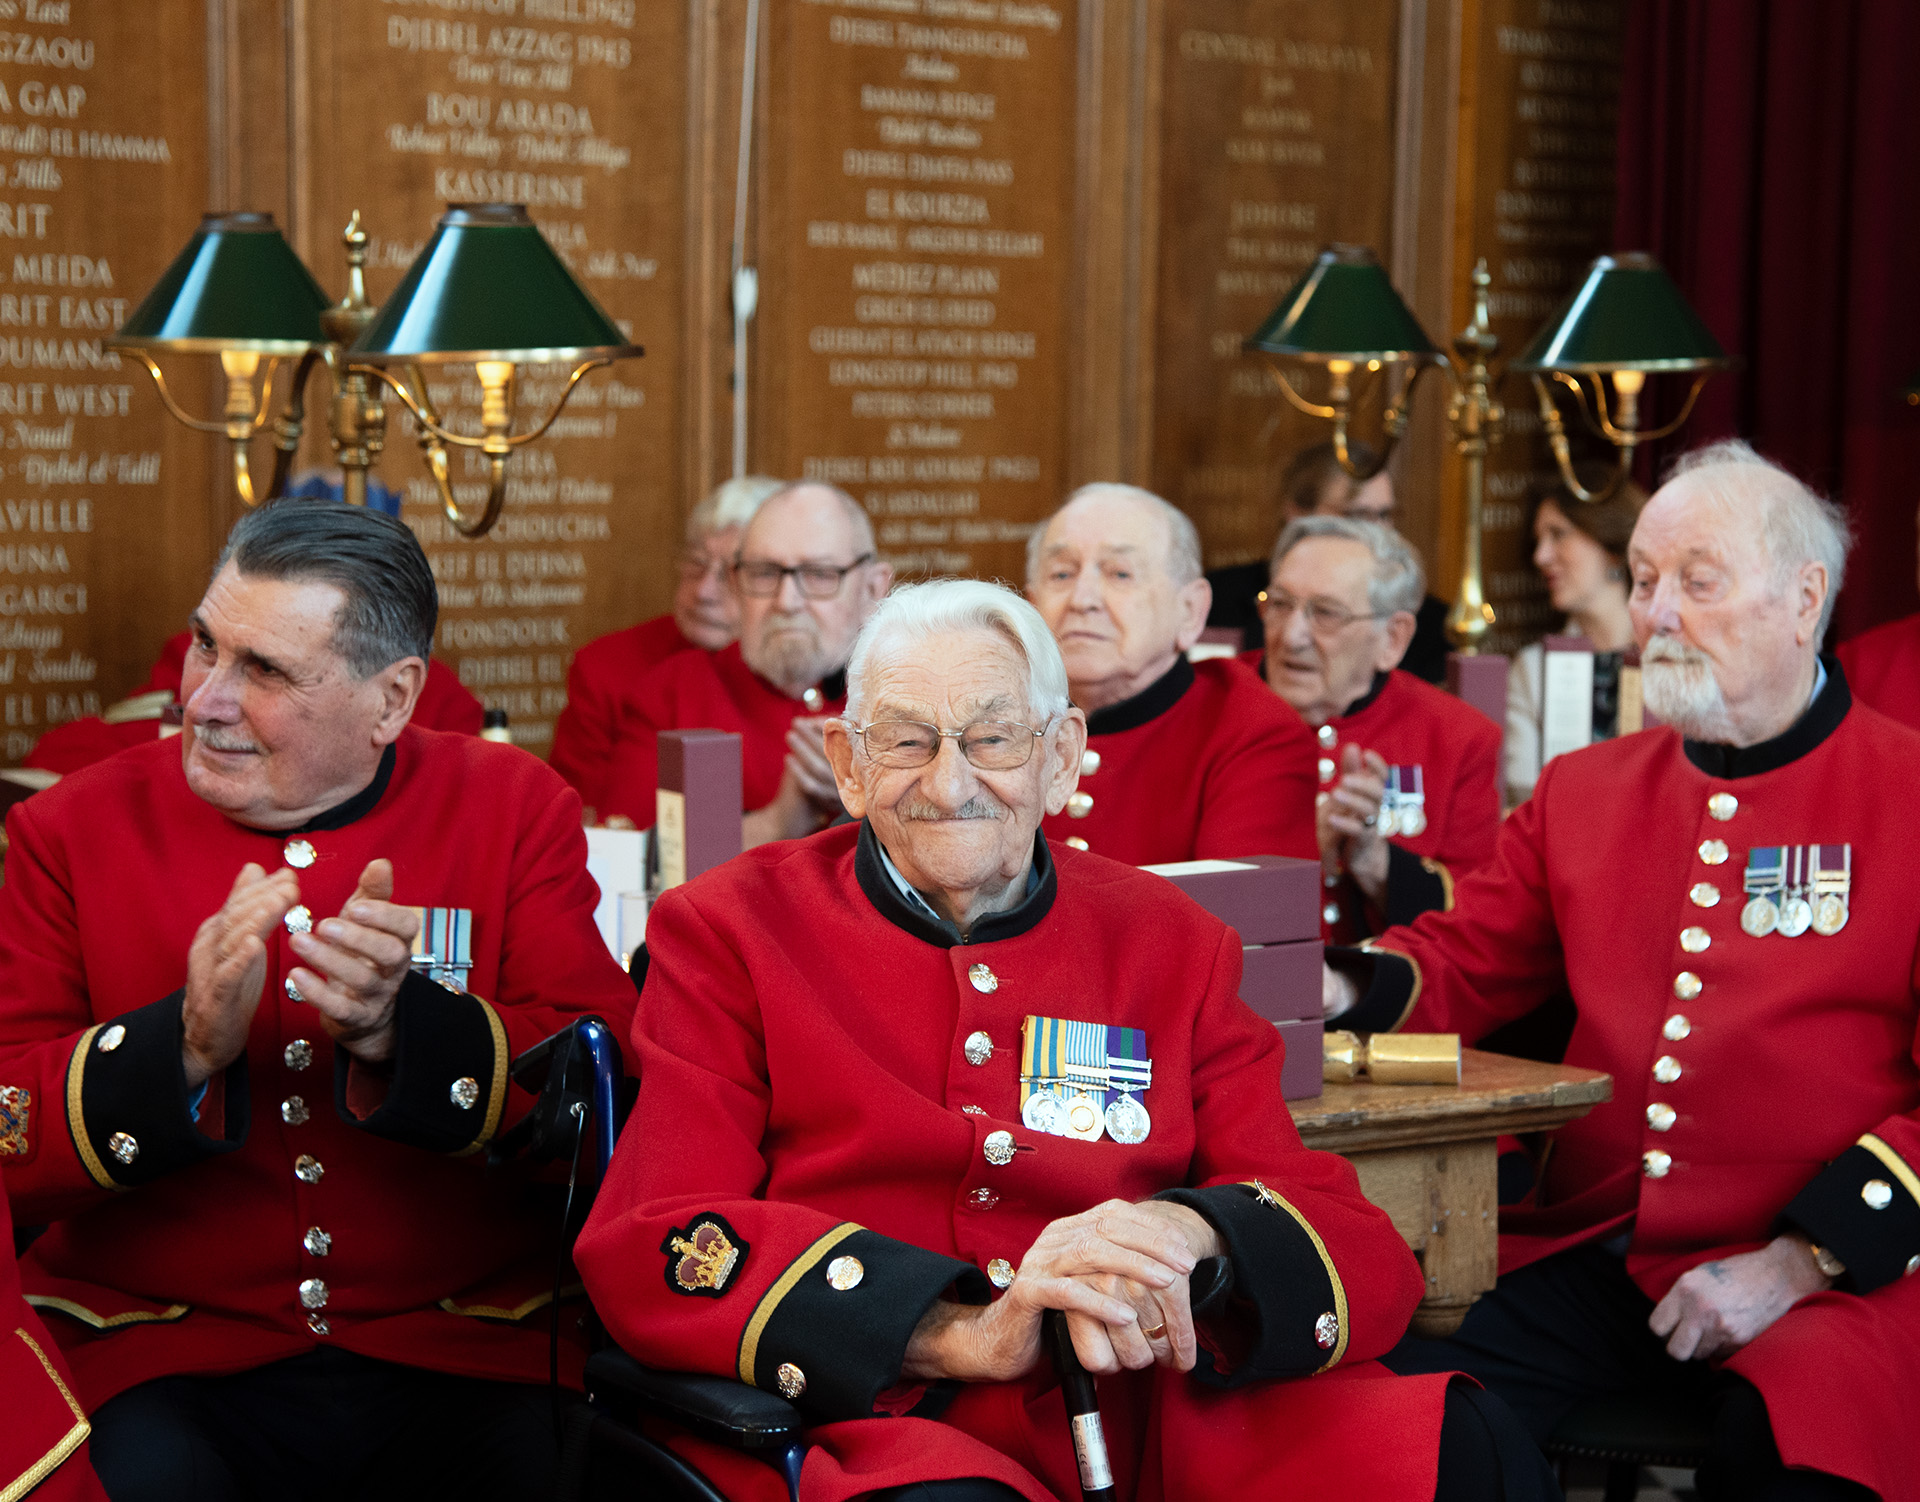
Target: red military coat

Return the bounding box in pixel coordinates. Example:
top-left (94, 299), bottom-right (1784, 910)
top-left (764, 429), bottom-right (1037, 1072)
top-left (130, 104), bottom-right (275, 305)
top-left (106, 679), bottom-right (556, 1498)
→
top-left (0, 727), bottom-right (637, 1408)
top-left (1345, 666), bottom-right (1920, 1500)
top-left (549, 614), bottom-right (695, 801)
top-left (1837, 611), bottom-right (1920, 732)
top-left (0, 1181), bottom-right (102, 1502)
top-left (1276, 664), bottom-right (1501, 943)
top-left (1039, 657), bottom-right (1316, 866)
top-left (576, 821), bottom-right (1451, 1502)
top-left (595, 642), bottom-right (844, 826)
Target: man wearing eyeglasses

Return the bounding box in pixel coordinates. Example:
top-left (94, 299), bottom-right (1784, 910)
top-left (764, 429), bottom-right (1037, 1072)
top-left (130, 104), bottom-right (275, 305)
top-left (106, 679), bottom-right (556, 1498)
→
top-left (1025, 483), bottom-right (1317, 866)
top-left (549, 475), bottom-right (784, 807)
top-left (1247, 515), bottom-right (1500, 943)
top-left (577, 577), bottom-right (1554, 1502)
top-left (595, 482), bottom-right (893, 844)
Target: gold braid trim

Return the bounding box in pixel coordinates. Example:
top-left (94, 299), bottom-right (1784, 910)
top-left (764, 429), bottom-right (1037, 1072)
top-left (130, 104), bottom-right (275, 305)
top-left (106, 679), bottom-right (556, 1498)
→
top-left (454, 996), bottom-right (511, 1158)
top-left (1361, 943), bottom-right (1424, 1032)
top-left (64, 1025), bottom-right (118, 1192)
top-left (737, 1222), bottom-right (864, 1388)
top-left (24, 1295), bottom-right (189, 1329)
top-left (1242, 1182), bottom-right (1350, 1373)
top-left (1859, 1134), bottom-right (1920, 1211)
top-left (1420, 857), bottom-right (1456, 913)
top-left (0, 1327), bottom-right (89, 1502)
top-left (438, 1281), bottom-right (584, 1322)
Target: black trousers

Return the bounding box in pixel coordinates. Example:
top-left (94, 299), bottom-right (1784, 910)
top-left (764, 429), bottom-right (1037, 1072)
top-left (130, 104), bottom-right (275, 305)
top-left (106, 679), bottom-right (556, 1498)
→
top-left (88, 1347), bottom-right (558, 1502)
top-left (1381, 1242), bottom-right (1874, 1502)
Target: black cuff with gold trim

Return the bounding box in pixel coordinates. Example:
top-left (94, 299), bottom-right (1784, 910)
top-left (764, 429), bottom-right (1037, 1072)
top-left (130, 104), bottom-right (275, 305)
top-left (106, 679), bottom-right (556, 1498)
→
top-left (335, 972), bottom-right (507, 1156)
top-left (67, 991), bottom-right (248, 1190)
top-left (1384, 846), bottom-right (1451, 928)
top-left (739, 1226), bottom-right (987, 1423)
top-left (1328, 946), bottom-right (1418, 1034)
top-left (1780, 1137), bottom-right (1920, 1294)
top-left (1154, 1182), bottom-right (1347, 1386)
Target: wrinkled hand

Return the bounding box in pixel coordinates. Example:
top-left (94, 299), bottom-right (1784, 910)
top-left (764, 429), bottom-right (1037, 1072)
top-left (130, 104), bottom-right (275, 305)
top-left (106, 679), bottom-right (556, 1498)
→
top-left (1648, 1234), bottom-right (1832, 1362)
top-left (1322, 964), bottom-right (1359, 1021)
top-left (784, 716), bottom-right (841, 807)
top-left (1318, 745), bottom-right (1390, 905)
top-left (286, 859), bottom-right (421, 1066)
top-left (184, 863), bottom-right (303, 1088)
top-left (902, 1199), bottom-right (1221, 1385)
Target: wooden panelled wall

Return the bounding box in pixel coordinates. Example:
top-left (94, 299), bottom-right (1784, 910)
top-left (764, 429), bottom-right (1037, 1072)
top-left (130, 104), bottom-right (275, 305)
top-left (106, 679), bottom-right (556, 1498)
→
top-left (0, 0), bottom-right (1622, 763)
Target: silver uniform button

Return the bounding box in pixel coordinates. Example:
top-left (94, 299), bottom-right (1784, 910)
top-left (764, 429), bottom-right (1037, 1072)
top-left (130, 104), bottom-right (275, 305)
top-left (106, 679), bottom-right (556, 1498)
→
top-left (1698, 839), bottom-right (1729, 865)
top-left (802, 687), bottom-right (825, 713)
top-left (285, 1039), bottom-right (313, 1070)
top-left (1064, 836), bottom-right (1088, 851)
top-left (285, 906), bottom-right (313, 935)
top-left (961, 1103), bottom-right (986, 1116)
top-left (96, 1024), bottom-right (126, 1052)
top-left (968, 1188), bottom-right (999, 1208)
top-left (1646, 1103), bottom-right (1677, 1132)
top-left (1065, 791), bottom-right (1093, 818)
top-left (826, 1256), bottom-right (865, 1291)
top-left (1863, 1179), bottom-right (1894, 1210)
top-left (964, 1031), bottom-right (994, 1065)
top-left (1643, 1149), bottom-right (1672, 1178)
top-left (987, 1258), bottom-right (1016, 1289)
top-left (1317, 757), bottom-right (1336, 783)
top-left (1080, 749), bottom-right (1101, 776)
top-left (1906, 1254), bottom-right (1920, 1277)
top-left (967, 964), bottom-right (998, 995)
top-left (299, 1278), bottom-right (329, 1310)
top-left (1673, 972), bottom-right (1702, 1001)
top-left (1314, 1312), bottom-right (1339, 1349)
top-left (450, 1077), bottom-right (480, 1110)
top-left (283, 839), bottom-right (317, 869)
top-left (983, 1130), bottom-right (1016, 1166)
top-left (295, 1154), bottom-right (324, 1184)
top-left (1663, 1015), bottom-right (1691, 1042)
top-left (1652, 1055), bottom-right (1682, 1084)
top-left (307, 1313), bottom-right (331, 1336)
top-left (1317, 724), bottom-right (1337, 749)
top-left (285, 978), bottom-right (304, 1003)
top-left (776, 1363), bottom-right (806, 1399)
top-left (1322, 902), bottom-right (1341, 925)
top-left (1680, 927), bottom-right (1710, 953)
top-left (281, 1096), bottom-right (309, 1127)
top-left (1707, 792), bottom-right (1738, 821)
top-left (1689, 883), bottom-right (1720, 908)
top-left (304, 1227), bottom-right (332, 1257)
top-left (108, 1131), bottom-right (139, 1165)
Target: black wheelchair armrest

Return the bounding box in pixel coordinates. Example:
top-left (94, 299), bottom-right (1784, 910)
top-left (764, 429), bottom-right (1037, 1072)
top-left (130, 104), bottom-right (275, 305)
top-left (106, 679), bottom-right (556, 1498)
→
top-left (584, 1348), bottom-right (805, 1454)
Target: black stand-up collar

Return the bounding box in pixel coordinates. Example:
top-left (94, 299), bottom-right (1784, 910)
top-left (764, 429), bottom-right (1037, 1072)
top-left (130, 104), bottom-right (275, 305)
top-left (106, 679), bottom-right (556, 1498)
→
top-left (1682, 655), bottom-right (1850, 780)
top-left (288, 742), bottom-right (397, 834)
top-left (1083, 656), bottom-right (1194, 736)
top-left (1336, 671), bottom-right (1392, 722)
top-left (820, 668), bottom-right (847, 703)
top-left (854, 819), bottom-right (1056, 947)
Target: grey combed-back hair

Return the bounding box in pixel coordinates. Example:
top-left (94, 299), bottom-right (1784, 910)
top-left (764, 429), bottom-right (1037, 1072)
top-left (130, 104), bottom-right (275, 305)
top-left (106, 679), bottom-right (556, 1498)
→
top-left (1025, 483), bottom-right (1204, 588)
top-left (684, 475), bottom-right (784, 545)
top-left (217, 499), bottom-right (436, 677)
top-left (845, 578), bottom-right (1070, 726)
top-left (1661, 439), bottom-right (1851, 648)
top-left (1270, 513), bottom-right (1425, 617)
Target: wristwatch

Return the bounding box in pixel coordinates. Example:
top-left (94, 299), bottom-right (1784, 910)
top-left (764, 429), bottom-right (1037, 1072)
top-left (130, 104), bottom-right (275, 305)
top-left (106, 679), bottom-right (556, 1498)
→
top-left (1806, 1242), bottom-right (1847, 1280)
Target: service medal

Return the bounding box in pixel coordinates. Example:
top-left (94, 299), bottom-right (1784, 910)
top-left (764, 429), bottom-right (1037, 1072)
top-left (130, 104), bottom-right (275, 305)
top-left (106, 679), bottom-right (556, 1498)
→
top-left (1811, 843), bottom-right (1852, 936)
top-left (1740, 897), bottom-right (1778, 938)
top-left (1063, 1091), bottom-right (1106, 1142)
top-left (1398, 804), bottom-right (1428, 838)
top-left (1375, 804), bottom-right (1399, 838)
top-left (1740, 846), bottom-right (1784, 939)
top-left (1813, 893), bottom-right (1849, 936)
top-left (1023, 1090), bottom-right (1067, 1136)
top-left (1777, 846), bottom-right (1813, 936)
top-left (1381, 766), bottom-right (1427, 840)
top-left (1105, 1092), bottom-right (1150, 1145)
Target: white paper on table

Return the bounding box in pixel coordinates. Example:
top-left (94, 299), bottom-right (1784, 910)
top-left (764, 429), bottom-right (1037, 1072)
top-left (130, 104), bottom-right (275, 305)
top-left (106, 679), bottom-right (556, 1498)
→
top-left (1139, 858), bottom-right (1260, 876)
top-left (1541, 647), bottom-right (1596, 766)
top-left (584, 826), bottom-right (647, 961)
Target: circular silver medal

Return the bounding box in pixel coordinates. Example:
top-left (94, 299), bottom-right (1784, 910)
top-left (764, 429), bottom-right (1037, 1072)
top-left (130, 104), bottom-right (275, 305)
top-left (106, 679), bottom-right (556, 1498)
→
top-left (1812, 893), bottom-right (1849, 936)
top-left (1105, 1093), bottom-right (1151, 1145)
top-left (1778, 896), bottom-right (1813, 938)
top-left (1376, 805), bottom-right (1399, 838)
top-left (1063, 1091), bottom-right (1105, 1142)
top-left (1022, 1091), bottom-right (1067, 1136)
top-left (1740, 897), bottom-right (1778, 938)
top-left (1397, 806), bottom-right (1427, 838)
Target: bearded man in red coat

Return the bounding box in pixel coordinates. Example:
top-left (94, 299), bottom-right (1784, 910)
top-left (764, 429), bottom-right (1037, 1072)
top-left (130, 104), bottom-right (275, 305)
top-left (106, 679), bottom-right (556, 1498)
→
top-left (0, 500), bottom-right (636, 1500)
top-left (576, 577), bottom-right (1554, 1502)
top-left (1250, 514), bottom-right (1501, 943)
top-left (1024, 484), bottom-right (1316, 866)
top-left (1328, 440), bottom-right (1920, 1502)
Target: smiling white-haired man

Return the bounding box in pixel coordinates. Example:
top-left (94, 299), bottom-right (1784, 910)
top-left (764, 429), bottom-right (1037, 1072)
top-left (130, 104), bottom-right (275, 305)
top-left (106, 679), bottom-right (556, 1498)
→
top-left (1326, 440), bottom-right (1920, 1501)
top-left (577, 577), bottom-right (1554, 1502)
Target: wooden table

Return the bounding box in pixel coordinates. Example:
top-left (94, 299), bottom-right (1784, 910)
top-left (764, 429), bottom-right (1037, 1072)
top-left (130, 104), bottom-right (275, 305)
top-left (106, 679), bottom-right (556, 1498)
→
top-left (1289, 1049), bottom-right (1611, 1336)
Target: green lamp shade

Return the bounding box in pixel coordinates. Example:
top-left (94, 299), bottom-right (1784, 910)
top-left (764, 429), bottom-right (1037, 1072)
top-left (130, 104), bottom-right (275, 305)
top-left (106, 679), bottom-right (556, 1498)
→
top-left (1245, 244), bottom-right (1440, 362)
top-left (115, 212), bottom-right (330, 354)
top-left (348, 203), bottom-right (641, 364)
top-left (1515, 253), bottom-right (1729, 372)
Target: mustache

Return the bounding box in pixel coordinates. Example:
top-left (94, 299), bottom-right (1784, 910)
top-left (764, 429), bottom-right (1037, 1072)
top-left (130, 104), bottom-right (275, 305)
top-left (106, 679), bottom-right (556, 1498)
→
top-left (192, 723), bottom-right (257, 753)
top-left (1642, 635), bottom-right (1711, 667)
top-left (896, 795), bottom-right (1008, 821)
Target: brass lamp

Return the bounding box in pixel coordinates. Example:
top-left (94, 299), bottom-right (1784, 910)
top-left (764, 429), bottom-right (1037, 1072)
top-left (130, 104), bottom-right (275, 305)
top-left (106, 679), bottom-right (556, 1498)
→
top-left (112, 202), bottom-right (642, 538)
top-left (1513, 252), bottom-right (1729, 503)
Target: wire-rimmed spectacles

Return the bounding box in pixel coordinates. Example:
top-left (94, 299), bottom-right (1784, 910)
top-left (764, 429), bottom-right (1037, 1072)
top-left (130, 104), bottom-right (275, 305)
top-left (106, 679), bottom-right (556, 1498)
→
top-left (1257, 588), bottom-right (1383, 634)
top-left (733, 553), bottom-right (875, 599)
top-left (849, 718), bottom-right (1052, 771)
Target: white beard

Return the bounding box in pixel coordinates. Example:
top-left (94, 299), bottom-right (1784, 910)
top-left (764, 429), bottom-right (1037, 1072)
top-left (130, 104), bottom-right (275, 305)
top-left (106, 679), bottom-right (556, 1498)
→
top-left (1641, 635), bottom-right (1738, 742)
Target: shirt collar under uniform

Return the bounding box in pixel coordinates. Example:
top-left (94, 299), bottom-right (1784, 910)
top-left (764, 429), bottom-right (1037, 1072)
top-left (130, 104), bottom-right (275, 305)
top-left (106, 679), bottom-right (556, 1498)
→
top-left (855, 819), bottom-right (1056, 947)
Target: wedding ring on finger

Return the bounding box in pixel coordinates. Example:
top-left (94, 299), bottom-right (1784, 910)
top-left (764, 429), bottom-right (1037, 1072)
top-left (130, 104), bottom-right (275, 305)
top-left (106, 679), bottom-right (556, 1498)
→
top-left (1362, 813), bottom-right (1377, 829)
top-left (1141, 1322), bottom-right (1168, 1341)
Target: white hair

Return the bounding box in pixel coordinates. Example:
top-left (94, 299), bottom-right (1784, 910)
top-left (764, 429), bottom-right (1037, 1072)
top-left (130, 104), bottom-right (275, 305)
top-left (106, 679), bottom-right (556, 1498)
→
top-left (845, 578), bottom-right (1071, 726)
top-left (1025, 483), bottom-right (1204, 588)
top-left (750, 480), bottom-right (878, 558)
top-left (1662, 439), bottom-right (1851, 648)
top-left (685, 475), bottom-right (783, 544)
top-left (1270, 513), bottom-right (1426, 617)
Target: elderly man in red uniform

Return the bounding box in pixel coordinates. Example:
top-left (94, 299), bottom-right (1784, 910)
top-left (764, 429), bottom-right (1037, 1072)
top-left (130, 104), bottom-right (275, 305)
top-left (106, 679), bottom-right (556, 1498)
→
top-left (595, 481), bottom-right (892, 845)
top-left (0, 501), bottom-right (636, 1499)
top-left (1327, 440), bottom-right (1920, 1502)
top-left (1249, 515), bottom-right (1500, 943)
top-left (1024, 483), bottom-right (1315, 866)
top-left (549, 474), bottom-right (784, 803)
top-left (576, 577), bottom-right (1552, 1502)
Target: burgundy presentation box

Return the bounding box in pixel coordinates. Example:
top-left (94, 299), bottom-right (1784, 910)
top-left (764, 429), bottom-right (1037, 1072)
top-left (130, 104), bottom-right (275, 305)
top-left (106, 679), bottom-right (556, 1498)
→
top-left (1142, 856), bottom-right (1323, 1099)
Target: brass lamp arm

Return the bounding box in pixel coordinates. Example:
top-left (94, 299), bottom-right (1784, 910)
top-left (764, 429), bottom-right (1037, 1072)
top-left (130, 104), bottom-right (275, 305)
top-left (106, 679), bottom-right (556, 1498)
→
top-left (120, 348), bottom-right (288, 506)
top-left (1271, 361), bottom-right (1429, 482)
top-left (1533, 370), bottom-right (1715, 505)
top-left (352, 357), bottom-right (613, 451)
top-left (263, 346), bottom-right (327, 503)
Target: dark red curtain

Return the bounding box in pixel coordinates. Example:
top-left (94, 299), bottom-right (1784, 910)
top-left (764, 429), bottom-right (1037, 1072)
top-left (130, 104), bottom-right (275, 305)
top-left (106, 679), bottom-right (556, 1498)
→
top-left (1614, 0), bottom-right (1920, 640)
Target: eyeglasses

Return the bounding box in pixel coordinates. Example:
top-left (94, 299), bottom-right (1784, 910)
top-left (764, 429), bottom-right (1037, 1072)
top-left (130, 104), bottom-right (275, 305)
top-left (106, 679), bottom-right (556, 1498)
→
top-left (849, 718), bottom-right (1051, 771)
top-left (732, 554), bottom-right (874, 599)
top-left (1257, 589), bottom-right (1383, 634)
top-left (676, 551), bottom-right (728, 584)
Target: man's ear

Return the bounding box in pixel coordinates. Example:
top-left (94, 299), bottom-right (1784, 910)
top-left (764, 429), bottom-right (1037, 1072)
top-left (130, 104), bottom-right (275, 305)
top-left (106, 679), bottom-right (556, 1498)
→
top-left (1172, 576), bottom-right (1213, 653)
top-left (1373, 611), bottom-right (1417, 673)
top-left (1043, 711), bottom-right (1088, 817)
top-left (824, 720), bottom-right (866, 819)
top-left (1795, 561), bottom-right (1829, 648)
top-left (372, 658), bottom-right (427, 746)
top-left (864, 561), bottom-right (895, 609)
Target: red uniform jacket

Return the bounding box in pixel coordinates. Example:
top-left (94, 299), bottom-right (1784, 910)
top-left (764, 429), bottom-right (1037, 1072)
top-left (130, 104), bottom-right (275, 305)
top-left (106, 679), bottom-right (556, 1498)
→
top-left (1837, 611), bottom-right (1920, 732)
top-left (576, 822), bottom-right (1450, 1502)
top-left (595, 642), bottom-right (845, 826)
top-left (1344, 665), bottom-right (1920, 1500)
top-left (1040, 657), bottom-right (1316, 867)
top-left (0, 1182), bottom-right (101, 1502)
top-left (0, 727), bottom-right (637, 1409)
top-left (549, 614), bottom-right (695, 801)
top-left (25, 632), bottom-right (484, 775)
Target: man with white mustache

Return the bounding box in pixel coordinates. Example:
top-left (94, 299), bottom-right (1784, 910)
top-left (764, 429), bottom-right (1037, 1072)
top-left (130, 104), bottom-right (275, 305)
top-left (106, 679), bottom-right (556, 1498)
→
top-left (1324, 440), bottom-right (1920, 1502)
